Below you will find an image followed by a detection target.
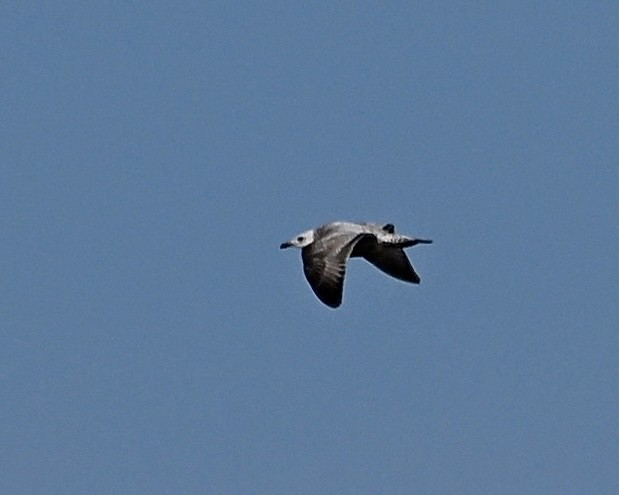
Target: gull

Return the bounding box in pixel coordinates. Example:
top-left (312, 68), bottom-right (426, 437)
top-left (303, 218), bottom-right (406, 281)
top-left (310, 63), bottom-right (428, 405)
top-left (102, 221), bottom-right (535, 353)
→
top-left (280, 221), bottom-right (432, 308)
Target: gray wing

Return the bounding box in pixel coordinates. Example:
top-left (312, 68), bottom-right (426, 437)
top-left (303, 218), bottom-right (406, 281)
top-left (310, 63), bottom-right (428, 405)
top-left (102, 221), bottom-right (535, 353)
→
top-left (362, 245), bottom-right (421, 284)
top-left (301, 233), bottom-right (372, 308)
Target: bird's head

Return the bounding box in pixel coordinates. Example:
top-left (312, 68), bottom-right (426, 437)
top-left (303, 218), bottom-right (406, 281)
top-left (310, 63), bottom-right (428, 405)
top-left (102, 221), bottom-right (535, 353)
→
top-left (280, 229), bottom-right (315, 249)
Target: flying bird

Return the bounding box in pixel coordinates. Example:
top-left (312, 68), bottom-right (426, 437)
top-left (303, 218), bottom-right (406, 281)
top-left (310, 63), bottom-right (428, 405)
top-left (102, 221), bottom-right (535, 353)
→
top-left (280, 221), bottom-right (432, 308)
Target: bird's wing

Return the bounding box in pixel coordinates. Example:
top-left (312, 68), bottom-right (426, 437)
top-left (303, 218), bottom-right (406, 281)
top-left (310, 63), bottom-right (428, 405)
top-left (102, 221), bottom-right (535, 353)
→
top-left (362, 245), bottom-right (421, 284)
top-left (302, 233), bottom-right (371, 308)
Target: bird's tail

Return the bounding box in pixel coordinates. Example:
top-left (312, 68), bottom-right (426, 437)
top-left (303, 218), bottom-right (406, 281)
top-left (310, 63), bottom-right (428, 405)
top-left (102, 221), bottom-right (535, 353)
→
top-left (398, 237), bottom-right (433, 248)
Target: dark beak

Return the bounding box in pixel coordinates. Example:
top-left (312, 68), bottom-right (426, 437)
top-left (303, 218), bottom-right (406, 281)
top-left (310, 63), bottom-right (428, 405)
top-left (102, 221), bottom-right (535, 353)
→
top-left (280, 242), bottom-right (292, 249)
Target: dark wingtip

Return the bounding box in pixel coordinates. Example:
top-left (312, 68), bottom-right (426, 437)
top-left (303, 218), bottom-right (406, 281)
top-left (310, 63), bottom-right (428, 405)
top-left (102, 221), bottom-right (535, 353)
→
top-left (316, 292), bottom-right (342, 308)
top-left (324, 300), bottom-right (342, 309)
top-left (406, 273), bottom-right (421, 284)
top-left (313, 289), bottom-right (342, 308)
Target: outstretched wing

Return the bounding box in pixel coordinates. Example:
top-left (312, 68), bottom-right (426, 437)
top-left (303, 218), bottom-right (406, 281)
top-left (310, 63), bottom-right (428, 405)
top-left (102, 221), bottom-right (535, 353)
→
top-left (301, 233), bottom-right (372, 308)
top-left (362, 245), bottom-right (421, 284)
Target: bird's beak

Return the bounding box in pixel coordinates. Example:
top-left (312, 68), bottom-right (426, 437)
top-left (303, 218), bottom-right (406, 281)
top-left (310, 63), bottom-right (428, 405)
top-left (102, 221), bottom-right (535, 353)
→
top-left (280, 242), bottom-right (292, 249)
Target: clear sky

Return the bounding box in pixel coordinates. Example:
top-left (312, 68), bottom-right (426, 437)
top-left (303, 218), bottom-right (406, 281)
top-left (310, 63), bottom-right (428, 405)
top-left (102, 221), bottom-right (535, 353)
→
top-left (2, 2), bottom-right (618, 494)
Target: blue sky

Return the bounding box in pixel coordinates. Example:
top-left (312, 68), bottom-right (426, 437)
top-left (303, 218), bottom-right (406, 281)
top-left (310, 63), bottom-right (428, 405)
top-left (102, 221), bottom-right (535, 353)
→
top-left (2, 2), bottom-right (618, 493)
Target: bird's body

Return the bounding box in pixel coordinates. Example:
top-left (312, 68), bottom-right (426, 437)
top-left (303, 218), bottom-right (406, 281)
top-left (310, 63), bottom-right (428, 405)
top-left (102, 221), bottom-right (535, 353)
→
top-left (280, 221), bottom-right (432, 308)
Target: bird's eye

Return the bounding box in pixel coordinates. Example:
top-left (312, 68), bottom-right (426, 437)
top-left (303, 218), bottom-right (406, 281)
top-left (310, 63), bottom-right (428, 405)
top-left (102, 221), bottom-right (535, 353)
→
top-left (297, 236), bottom-right (304, 242)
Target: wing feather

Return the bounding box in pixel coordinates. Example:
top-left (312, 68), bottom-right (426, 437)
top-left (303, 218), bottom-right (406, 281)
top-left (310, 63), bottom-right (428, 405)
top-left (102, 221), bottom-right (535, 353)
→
top-left (301, 233), bottom-right (372, 308)
top-left (362, 246), bottom-right (421, 284)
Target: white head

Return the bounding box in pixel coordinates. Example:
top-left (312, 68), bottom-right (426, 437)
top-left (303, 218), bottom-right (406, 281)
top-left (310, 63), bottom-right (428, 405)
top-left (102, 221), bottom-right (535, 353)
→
top-left (280, 229), bottom-right (315, 249)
